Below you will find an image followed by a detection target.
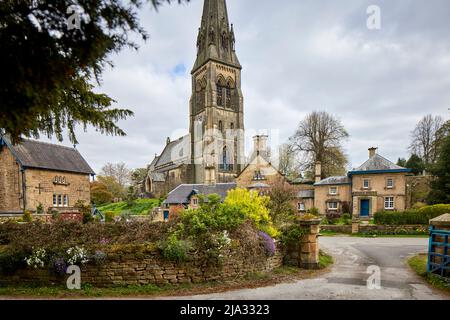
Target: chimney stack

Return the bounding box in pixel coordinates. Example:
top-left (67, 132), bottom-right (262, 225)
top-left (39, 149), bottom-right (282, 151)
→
top-left (315, 161), bottom-right (322, 183)
top-left (369, 147), bottom-right (377, 158)
top-left (253, 135), bottom-right (269, 157)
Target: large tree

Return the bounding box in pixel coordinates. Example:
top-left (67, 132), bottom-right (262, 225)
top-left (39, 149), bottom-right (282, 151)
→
top-left (405, 154), bottom-right (425, 175)
top-left (427, 135), bottom-right (450, 204)
top-left (277, 143), bottom-right (301, 180)
top-left (409, 115), bottom-right (444, 165)
top-left (290, 111), bottom-right (349, 178)
top-left (0, 0), bottom-right (187, 144)
top-left (99, 162), bottom-right (131, 187)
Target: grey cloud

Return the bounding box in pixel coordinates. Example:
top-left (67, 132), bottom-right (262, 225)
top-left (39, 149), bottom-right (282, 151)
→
top-left (43, 0), bottom-right (450, 172)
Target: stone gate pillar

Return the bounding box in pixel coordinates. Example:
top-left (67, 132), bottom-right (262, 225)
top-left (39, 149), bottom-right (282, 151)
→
top-left (298, 218), bottom-right (321, 269)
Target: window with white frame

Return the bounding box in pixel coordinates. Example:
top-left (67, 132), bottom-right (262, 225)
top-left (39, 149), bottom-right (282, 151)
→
top-left (298, 202), bottom-right (306, 211)
top-left (328, 202), bottom-right (338, 210)
top-left (363, 179), bottom-right (370, 189)
top-left (386, 178), bottom-right (394, 189)
top-left (192, 198), bottom-right (198, 205)
top-left (329, 186), bottom-right (337, 195)
top-left (384, 197), bottom-right (394, 210)
top-left (57, 195), bottom-right (62, 207)
top-left (63, 195), bottom-right (69, 207)
top-left (53, 194), bottom-right (57, 206)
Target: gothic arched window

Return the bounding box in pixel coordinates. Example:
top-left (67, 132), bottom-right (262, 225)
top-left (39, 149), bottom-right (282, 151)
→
top-left (222, 146), bottom-right (228, 170)
top-left (218, 120), bottom-right (223, 132)
top-left (217, 85), bottom-right (223, 106)
top-left (226, 83), bottom-right (232, 108)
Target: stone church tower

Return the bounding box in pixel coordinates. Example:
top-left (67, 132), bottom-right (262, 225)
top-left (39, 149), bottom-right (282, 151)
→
top-left (189, 0), bottom-right (245, 184)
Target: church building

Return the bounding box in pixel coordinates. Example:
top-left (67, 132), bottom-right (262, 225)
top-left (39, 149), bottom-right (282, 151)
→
top-left (0, 134), bottom-right (94, 215)
top-left (145, 0), bottom-right (245, 198)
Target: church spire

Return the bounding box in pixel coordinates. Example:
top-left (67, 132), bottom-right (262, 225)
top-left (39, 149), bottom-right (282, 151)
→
top-left (192, 0), bottom-right (241, 73)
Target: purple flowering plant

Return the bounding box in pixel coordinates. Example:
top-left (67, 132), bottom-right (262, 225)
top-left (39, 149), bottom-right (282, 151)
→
top-left (258, 231), bottom-right (276, 257)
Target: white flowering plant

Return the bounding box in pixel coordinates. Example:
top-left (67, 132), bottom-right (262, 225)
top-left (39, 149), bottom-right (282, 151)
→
top-left (25, 248), bottom-right (47, 269)
top-left (66, 246), bottom-right (90, 265)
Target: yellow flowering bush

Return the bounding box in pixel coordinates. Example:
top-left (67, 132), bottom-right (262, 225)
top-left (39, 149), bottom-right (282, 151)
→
top-left (224, 188), bottom-right (278, 238)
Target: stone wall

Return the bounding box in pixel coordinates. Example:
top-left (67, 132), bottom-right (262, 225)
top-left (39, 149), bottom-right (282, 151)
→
top-left (24, 169), bottom-right (91, 213)
top-left (0, 244), bottom-right (283, 287)
top-left (0, 147), bottom-right (22, 213)
top-left (0, 213), bottom-right (82, 223)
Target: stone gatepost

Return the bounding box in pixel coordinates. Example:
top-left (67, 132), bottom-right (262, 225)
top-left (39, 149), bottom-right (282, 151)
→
top-left (352, 218), bottom-right (360, 234)
top-left (298, 218), bottom-right (321, 269)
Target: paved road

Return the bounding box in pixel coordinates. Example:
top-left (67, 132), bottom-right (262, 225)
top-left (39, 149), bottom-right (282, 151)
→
top-left (166, 236), bottom-right (448, 300)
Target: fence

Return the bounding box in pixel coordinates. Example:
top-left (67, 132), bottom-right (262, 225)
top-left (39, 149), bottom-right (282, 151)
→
top-left (427, 215), bottom-right (450, 278)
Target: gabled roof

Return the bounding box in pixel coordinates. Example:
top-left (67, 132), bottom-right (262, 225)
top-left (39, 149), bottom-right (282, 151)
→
top-left (154, 135), bottom-right (190, 171)
top-left (349, 154), bottom-right (410, 175)
top-left (0, 135), bottom-right (95, 175)
top-left (314, 176), bottom-right (351, 186)
top-left (164, 183), bottom-right (236, 205)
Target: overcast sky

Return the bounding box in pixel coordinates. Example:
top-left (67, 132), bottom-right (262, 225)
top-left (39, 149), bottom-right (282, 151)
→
top-left (45, 0), bottom-right (450, 173)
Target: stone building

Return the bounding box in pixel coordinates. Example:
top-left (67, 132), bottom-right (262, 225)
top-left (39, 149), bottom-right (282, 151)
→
top-left (236, 135), bottom-right (315, 214)
top-left (314, 147), bottom-right (411, 218)
top-left (348, 147), bottom-right (410, 218)
top-left (145, 0), bottom-right (245, 197)
top-left (313, 176), bottom-right (352, 216)
top-left (162, 183), bottom-right (236, 221)
top-left (0, 134), bottom-right (94, 214)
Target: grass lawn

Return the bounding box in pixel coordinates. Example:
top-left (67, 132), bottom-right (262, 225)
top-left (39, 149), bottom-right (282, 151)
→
top-left (97, 199), bottom-right (161, 216)
top-left (0, 252), bottom-right (333, 298)
top-left (408, 254), bottom-right (450, 292)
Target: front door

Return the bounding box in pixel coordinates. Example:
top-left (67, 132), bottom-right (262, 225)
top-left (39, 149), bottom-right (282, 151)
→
top-left (360, 199), bottom-right (370, 217)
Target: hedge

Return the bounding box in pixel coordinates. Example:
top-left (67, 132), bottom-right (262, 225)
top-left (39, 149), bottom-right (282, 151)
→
top-left (374, 204), bottom-right (450, 225)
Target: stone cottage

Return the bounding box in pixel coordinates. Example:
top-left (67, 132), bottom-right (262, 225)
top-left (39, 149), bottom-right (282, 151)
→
top-left (236, 135), bottom-right (315, 214)
top-left (0, 134), bottom-right (95, 214)
top-left (314, 147), bottom-right (411, 218)
top-left (162, 182), bottom-right (237, 221)
top-left (348, 147), bottom-right (411, 218)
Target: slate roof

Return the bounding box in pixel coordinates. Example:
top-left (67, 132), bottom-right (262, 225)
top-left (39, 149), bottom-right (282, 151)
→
top-left (164, 183), bottom-right (237, 205)
top-left (349, 154), bottom-right (410, 175)
top-left (314, 176), bottom-right (351, 186)
top-left (1, 135), bottom-right (95, 175)
top-left (297, 190), bottom-right (315, 198)
top-left (154, 135), bottom-right (190, 171)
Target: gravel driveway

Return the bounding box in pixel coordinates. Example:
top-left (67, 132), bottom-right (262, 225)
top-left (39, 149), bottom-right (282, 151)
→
top-left (165, 236), bottom-right (448, 300)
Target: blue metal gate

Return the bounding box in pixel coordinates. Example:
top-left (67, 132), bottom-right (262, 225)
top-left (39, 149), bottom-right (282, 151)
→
top-left (427, 226), bottom-right (450, 278)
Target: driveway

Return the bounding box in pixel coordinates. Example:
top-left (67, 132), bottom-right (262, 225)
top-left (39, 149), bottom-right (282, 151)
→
top-left (166, 236), bottom-right (448, 300)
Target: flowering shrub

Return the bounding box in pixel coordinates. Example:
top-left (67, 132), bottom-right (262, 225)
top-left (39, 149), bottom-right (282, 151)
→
top-left (258, 232), bottom-right (275, 257)
top-left (66, 246), bottom-right (90, 265)
top-left (25, 248), bottom-right (46, 268)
